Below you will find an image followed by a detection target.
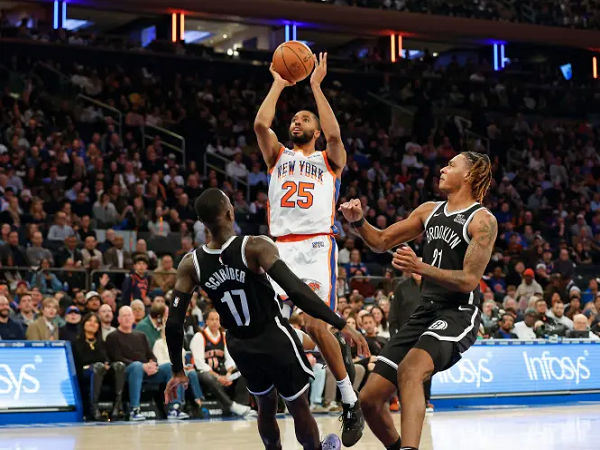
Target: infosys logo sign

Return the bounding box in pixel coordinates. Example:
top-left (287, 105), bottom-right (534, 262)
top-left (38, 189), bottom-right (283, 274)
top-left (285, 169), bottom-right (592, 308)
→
top-left (0, 362), bottom-right (41, 400)
top-left (436, 358), bottom-right (493, 388)
top-left (523, 351), bottom-right (590, 384)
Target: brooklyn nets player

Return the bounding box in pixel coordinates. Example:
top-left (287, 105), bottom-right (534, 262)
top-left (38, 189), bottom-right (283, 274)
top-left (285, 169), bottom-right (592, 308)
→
top-left (339, 152), bottom-right (496, 450)
top-left (165, 188), bottom-right (369, 450)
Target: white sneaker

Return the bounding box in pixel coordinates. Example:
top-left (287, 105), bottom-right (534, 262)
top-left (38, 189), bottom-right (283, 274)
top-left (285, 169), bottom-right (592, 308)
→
top-left (231, 402), bottom-right (256, 417)
top-left (167, 404), bottom-right (190, 420)
top-left (321, 434), bottom-right (341, 450)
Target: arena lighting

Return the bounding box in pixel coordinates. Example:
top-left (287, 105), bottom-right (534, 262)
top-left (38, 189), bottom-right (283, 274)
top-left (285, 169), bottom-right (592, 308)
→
top-left (397, 34), bottom-right (403, 58)
top-left (594, 57), bottom-right (598, 79)
top-left (53, 1), bottom-right (58, 29)
top-left (180, 13), bottom-right (185, 41)
top-left (285, 24), bottom-right (289, 42)
top-left (493, 43), bottom-right (508, 71)
top-left (284, 23), bottom-right (297, 42)
top-left (171, 13), bottom-right (177, 42)
top-left (390, 34), bottom-right (396, 63)
top-left (293, 24), bottom-right (297, 41)
top-left (62, 1), bottom-right (66, 28)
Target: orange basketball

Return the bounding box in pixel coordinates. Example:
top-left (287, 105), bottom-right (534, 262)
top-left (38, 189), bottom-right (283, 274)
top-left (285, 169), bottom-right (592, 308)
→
top-left (272, 41), bottom-right (315, 83)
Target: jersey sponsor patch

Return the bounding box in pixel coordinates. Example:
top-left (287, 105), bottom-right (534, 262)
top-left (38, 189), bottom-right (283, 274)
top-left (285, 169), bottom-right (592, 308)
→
top-left (429, 320), bottom-right (448, 331)
top-left (454, 213), bottom-right (467, 225)
top-left (312, 241), bottom-right (325, 249)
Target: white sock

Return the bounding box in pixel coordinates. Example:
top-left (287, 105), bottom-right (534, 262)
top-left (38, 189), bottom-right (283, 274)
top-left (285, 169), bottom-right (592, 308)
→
top-left (336, 375), bottom-right (357, 406)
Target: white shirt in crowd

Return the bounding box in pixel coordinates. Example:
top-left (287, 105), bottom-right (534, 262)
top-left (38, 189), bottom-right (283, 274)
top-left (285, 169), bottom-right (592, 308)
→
top-left (189, 329), bottom-right (236, 373)
top-left (153, 338), bottom-right (187, 366)
top-left (513, 321), bottom-right (537, 340)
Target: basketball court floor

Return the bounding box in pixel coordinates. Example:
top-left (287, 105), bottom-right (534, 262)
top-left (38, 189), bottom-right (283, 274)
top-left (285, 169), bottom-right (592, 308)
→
top-left (2, 404), bottom-right (599, 450)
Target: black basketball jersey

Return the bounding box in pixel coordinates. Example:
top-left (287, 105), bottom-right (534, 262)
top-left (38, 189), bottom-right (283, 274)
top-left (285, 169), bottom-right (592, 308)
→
top-left (202, 329), bottom-right (226, 374)
top-left (191, 236), bottom-right (282, 339)
top-left (420, 201), bottom-right (485, 306)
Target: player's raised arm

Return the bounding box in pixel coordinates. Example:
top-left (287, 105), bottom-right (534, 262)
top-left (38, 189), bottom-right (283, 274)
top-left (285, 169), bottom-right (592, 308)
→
top-left (254, 65), bottom-right (295, 169)
top-left (245, 235), bottom-right (370, 356)
top-left (310, 52), bottom-right (346, 171)
top-left (165, 253), bottom-right (197, 374)
top-left (393, 209), bottom-right (497, 293)
top-left (339, 199), bottom-right (436, 253)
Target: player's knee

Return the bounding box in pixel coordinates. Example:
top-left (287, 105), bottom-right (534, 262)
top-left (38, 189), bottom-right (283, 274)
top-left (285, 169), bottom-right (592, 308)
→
top-left (398, 360), bottom-right (431, 385)
top-left (359, 388), bottom-right (382, 414)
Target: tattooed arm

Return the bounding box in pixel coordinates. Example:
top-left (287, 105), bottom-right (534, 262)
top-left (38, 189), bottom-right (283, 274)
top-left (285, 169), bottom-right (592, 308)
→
top-left (393, 209), bottom-right (497, 293)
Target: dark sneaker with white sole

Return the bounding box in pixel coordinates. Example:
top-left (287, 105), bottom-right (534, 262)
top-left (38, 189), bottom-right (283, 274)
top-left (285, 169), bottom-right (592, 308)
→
top-left (339, 391), bottom-right (364, 447)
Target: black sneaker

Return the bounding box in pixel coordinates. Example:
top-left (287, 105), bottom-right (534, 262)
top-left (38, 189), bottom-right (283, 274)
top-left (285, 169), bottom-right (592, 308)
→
top-left (339, 391), bottom-right (364, 447)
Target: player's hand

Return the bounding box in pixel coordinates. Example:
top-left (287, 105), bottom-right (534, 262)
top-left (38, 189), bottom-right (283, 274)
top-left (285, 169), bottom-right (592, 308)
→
top-left (310, 52), bottom-right (327, 86)
top-left (341, 325), bottom-right (370, 358)
top-left (269, 63), bottom-right (296, 87)
top-left (339, 198), bottom-right (363, 222)
top-left (392, 245), bottom-right (422, 274)
top-left (164, 371), bottom-right (189, 404)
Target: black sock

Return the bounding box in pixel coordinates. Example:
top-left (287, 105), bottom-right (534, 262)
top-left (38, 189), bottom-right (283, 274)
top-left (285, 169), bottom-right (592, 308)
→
top-left (386, 438), bottom-right (401, 450)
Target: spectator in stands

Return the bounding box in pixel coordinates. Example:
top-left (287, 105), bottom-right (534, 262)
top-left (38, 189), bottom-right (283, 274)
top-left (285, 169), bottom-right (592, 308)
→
top-left (99, 304), bottom-right (116, 340)
top-left (189, 310), bottom-right (253, 417)
top-left (135, 302), bottom-right (166, 349)
top-left (59, 305), bottom-right (82, 341)
top-left (513, 309), bottom-right (539, 340)
top-left (547, 300), bottom-right (573, 330)
top-left (568, 314), bottom-right (600, 340)
top-left (47, 212), bottom-right (75, 242)
top-left (148, 206), bottom-right (170, 237)
top-left (81, 236), bottom-right (102, 268)
top-left (26, 297), bottom-right (60, 340)
top-left (131, 300), bottom-right (146, 324)
top-left (99, 229), bottom-right (116, 253)
top-left (349, 293), bottom-right (365, 313)
top-left (122, 255), bottom-right (151, 305)
top-left (151, 255), bottom-right (177, 295)
top-left (226, 152), bottom-right (248, 182)
top-left (85, 291), bottom-right (102, 313)
top-left (29, 258), bottom-right (62, 294)
top-left (370, 306), bottom-right (389, 339)
top-left (515, 268), bottom-right (544, 310)
top-left (93, 192), bottom-right (119, 228)
top-left (553, 249), bottom-right (575, 281)
top-left (492, 313), bottom-right (518, 339)
top-left (338, 238), bottom-right (355, 265)
top-left (106, 306), bottom-right (189, 421)
top-left (3, 231), bottom-right (28, 267)
top-left (361, 313), bottom-right (387, 356)
top-left (175, 236), bottom-right (193, 266)
top-left (345, 249), bottom-right (369, 278)
top-left (0, 295), bottom-right (26, 340)
top-left (104, 235), bottom-right (133, 270)
top-left (57, 234), bottom-right (84, 268)
top-left (26, 231), bottom-right (54, 267)
top-left (73, 312), bottom-right (126, 421)
top-left (15, 293), bottom-right (36, 328)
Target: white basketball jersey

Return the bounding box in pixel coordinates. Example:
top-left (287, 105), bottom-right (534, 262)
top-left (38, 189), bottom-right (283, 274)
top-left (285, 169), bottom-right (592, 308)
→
top-left (268, 147), bottom-right (340, 237)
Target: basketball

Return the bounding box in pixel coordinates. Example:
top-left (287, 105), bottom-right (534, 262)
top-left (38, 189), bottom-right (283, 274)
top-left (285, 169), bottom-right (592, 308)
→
top-left (272, 41), bottom-right (315, 83)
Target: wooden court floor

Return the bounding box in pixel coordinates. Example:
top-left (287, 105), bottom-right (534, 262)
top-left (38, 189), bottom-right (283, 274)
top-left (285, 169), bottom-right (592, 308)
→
top-left (2, 404), bottom-right (599, 450)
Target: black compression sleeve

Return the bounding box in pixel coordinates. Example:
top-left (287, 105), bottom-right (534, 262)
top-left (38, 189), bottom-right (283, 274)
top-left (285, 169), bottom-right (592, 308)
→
top-left (165, 290), bottom-right (193, 373)
top-left (267, 259), bottom-right (347, 330)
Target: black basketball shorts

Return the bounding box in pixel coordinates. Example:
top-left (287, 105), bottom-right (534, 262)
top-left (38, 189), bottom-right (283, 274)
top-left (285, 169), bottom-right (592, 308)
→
top-left (226, 317), bottom-right (314, 401)
top-left (374, 301), bottom-right (481, 387)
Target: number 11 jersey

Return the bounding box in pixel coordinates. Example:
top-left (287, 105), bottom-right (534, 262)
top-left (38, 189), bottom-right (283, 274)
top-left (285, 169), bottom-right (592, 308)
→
top-left (420, 201), bottom-right (486, 306)
top-left (268, 147), bottom-right (340, 237)
top-left (191, 236), bottom-right (282, 338)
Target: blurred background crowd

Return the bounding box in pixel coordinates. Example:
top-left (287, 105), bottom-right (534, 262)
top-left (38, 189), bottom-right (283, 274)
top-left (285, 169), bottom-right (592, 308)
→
top-left (1, 0), bottom-right (600, 422)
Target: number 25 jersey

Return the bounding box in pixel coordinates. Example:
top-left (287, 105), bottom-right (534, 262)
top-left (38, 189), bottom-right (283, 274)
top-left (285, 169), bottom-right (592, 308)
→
top-left (268, 147), bottom-right (340, 237)
top-left (420, 201), bottom-right (486, 306)
top-left (192, 236), bottom-right (282, 338)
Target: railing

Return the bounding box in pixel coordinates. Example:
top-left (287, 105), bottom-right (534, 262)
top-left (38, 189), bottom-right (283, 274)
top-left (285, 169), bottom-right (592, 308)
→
top-left (141, 124), bottom-right (186, 168)
top-left (77, 94), bottom-right (123, 147)
top-left (521, 3), bottom-right (536, 24)
top-left (36, 61), bottom-right (74, 97)
top-left (203, 151), bottom-right (251, 201)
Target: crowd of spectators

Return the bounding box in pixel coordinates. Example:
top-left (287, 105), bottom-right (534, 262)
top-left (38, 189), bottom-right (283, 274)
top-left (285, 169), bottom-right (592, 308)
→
top-left (2, 24), bottom-right (600, 422)
top-left (304, 0), bottom-right (600, 30)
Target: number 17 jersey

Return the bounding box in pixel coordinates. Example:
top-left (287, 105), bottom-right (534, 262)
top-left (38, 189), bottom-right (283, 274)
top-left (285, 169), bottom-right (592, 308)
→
top-left (268, 147), bottom-right (340, 237)
top-left (191, 236), bottom-right (282, 339)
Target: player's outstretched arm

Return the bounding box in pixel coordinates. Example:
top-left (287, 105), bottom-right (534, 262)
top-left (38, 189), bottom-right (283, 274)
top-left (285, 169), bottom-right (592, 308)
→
top-left (310, 52), bottom-right (346, 171)
top-left (393, 210), bottom-right (497, 293)
top-left (246, 236), bottom-right (370, 355)
top-left (254, 65), bottom-right (294, 169)
top-left (339, 199), bottom-right (435, 253)
top-left (165, 253), bottom-right (197, 374)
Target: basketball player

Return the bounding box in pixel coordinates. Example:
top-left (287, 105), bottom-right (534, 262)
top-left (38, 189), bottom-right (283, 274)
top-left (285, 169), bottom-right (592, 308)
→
top-left (339, 152), bottom-right (496, 450)
top-left (254, 53), bottom-right (364, 446)
top-left (165, 189), bottom-right (369, 450)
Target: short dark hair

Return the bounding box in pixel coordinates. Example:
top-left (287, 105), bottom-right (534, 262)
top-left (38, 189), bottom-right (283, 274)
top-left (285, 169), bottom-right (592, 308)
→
top-left (194, 188), bottom-right (230, 229)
